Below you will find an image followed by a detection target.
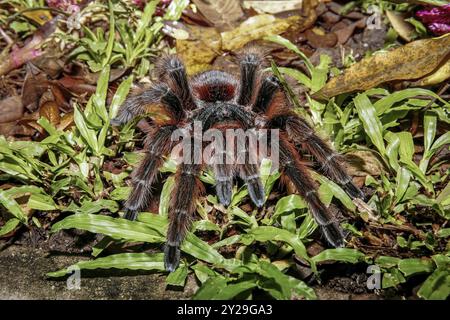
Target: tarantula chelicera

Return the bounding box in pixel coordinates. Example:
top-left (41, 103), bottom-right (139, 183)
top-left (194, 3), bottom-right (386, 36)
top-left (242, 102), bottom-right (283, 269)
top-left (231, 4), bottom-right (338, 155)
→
top-left (112, 49), bottom-right (365, 272)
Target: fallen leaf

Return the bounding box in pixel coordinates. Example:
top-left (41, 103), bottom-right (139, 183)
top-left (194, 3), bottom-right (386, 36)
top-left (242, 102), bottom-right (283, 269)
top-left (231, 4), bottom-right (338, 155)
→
top-left (221, 14), bottom-right (300, 51)
top-left (40, 101), bottom-right (61, 125)
top-left (0, 96), bottom-right (24, 123)
top-left (176, 25), bottom-right (222, 75)
top-left (305, 28), bottom-right (337, 48)
top-left (412, 58), bottom-right (450, 86)
top-left (21, 66), bottom-right (50, 111)
top-left (243, 1), bottom-right (303, 14)
top-left (386, 10), bottom-right (415, 42)
top-left (192, 0), bottom-right (244, 30)
top-left (22, 10), bottom-right (52, 25)
top-left (314, 34), bottom-right (450, 99)
top-left (57, 112), bottom-right (74, 131)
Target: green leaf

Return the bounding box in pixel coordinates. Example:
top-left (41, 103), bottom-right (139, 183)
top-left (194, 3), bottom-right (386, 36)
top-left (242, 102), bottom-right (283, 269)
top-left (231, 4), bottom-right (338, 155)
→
top-left (182, 233), bottom-right (225, 265)
top-left (103, 0), bottom-right (115, 67)
top-left (247, 226), bottom-right (310, 265)
top-left (109, 75), bottom-right (133, 120)
top-left (395, 167), bottom-right (411, 204)
top-left (211, 235), bottom-right (242, 249)
top-left (311, 248), bottom-right (366, 264)
top-left (315, 173), bottom-right (356, 211)
top-left (28, 193), bottom-right (58, 211)
top-left (110, 187), bottom-right (131, 201)
top-left (437, 228), bottom-right (450, 238)
top-left (159, 176), bottom-right (175, 217)
top-left (270, 195), bottom-right (306, 224)
top-left (0, 218), bottom-right (21, 237)
top-left (382, 268), bottom-right (406, 288)
top-left (211, 279), bottom-right (257, 300)
top-left (264, 35), bottom-right (313, 72)
top-left (423, 112), bottom-right (437, 156)
top-left (354, 93), bottom-right (386, 156)
top-left (373, 88), bottom-right (450, 115)
top-left (0, 189), bottom-right (27, 223)
top-left (298, 214), bottom-right (317, 239)
top-left (51, 214), bottom-right (165, 243)
top-left (166, 263), bottom-right (188, 287)
top-left (311, 54), bottom-right (331, 93)
top-left (65, 199), bottom-right (119, 215)
top-left (257, 261), bottom-right (292, 299)
top-left (417, 270), bottom-right (450, 300)
top-left (193, 276), bottom-right (227, 300)
top-left (47, 253), bottom-right (166, 278)
top-left (192, 220), bottom-right (221, 233)
top-left (375, 256), bottom-right (401, 268)
top-left (398, 258), bottom-right (435, 277)
top-left (74, 105), bottom-right (99, 153)
top-left (397, 132), bottom-right (414, 161)
top-left (164, 0), bottom-right (190, 20)
top-left (279, 67), bottom-right (311, 88)
top-left (436, 181), bottom-right (450, 206)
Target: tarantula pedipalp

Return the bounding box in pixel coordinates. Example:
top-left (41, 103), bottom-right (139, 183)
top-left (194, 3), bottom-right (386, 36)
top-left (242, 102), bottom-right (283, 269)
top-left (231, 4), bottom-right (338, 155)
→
top-left (112, 50), bottom-right (365, 272)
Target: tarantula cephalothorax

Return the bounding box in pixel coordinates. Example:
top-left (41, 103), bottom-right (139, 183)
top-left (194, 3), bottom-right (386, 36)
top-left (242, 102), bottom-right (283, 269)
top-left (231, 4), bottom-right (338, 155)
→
top-left (112, 50), bottom-right (365, 272)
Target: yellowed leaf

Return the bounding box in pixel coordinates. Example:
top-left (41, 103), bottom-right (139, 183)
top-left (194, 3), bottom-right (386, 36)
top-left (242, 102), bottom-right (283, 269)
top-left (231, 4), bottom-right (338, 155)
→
top-left (243, 1), bottom-right (303, 14)
top-left (22, 10), bottom-right (52, 25)
top-left (221, 14), bottom-right (300, 51)
top-left (314, 34), bottom-right (450, 100)
top-left (386, 10), bottom-right (415, 42)
top-left (412, 58), bottom-right (450, 87)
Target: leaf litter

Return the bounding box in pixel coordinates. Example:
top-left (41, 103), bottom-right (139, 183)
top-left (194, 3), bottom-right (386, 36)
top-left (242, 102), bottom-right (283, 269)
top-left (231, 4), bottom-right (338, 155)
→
top-left (0, 0), bottom-right (449, 300)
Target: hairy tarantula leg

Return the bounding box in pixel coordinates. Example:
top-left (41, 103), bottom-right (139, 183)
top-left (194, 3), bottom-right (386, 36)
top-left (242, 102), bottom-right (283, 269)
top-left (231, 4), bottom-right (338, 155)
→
top-left (111, 83), bottom-right (184, 126)
top-left (157, 55), bottom-right (196, 110)
top-left (165, 163), bottom-right (204, 272)
top-left (237, 51), bottom-right (264, 105)
top-left (279, 137), bottom-right (345, 248)
top-left (272, 114), bottom-right (365, 200)
top-left (238, 163), bottom-right (265, 208)
top-left (252, 75), bottom-right (280, 113)
top-left (123, 126), bottom-right (176, 220)
top-left (213, 162), bottom-right (233, 207)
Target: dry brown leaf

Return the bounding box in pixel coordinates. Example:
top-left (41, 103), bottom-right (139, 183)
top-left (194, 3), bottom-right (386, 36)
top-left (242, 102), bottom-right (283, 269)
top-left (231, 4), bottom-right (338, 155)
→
top-left (176, 25), bottom-right (222, 75)
top-left (0, 96), bottom-right (24, 123)
top-left (192, 0), bottom-right (244, 29)
top-left (314, 34), bottom-right (450, 99)
top-left (21, 66), bottom-right (50, 111)
top-left (221, 14), bottom-right (300, 51)
top-left (40, 101), bottom-right (61, 125)
top-left (57, 112), bottom-right (74, 131)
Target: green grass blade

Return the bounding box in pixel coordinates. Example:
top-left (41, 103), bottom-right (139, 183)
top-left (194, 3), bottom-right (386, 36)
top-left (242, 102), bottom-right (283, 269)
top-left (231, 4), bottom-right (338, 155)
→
top-left (47, 253), bottom-right (166, 277)
top-left (354, 93), bottom-right (386, 156)
top-left (311, 248), bottom-right (366, 264)
top-left (51, 214), bottom-right (165, 243)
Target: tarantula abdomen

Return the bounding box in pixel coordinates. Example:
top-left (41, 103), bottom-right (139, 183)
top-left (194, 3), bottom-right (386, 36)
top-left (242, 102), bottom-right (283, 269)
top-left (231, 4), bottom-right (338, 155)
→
top-left (113, 52), bottom-right (365, 272)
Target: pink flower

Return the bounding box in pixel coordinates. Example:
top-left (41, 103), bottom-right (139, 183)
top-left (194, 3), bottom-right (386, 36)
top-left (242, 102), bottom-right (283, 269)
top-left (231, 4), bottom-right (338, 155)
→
top-left (416, 4), bottom-right (450, 35)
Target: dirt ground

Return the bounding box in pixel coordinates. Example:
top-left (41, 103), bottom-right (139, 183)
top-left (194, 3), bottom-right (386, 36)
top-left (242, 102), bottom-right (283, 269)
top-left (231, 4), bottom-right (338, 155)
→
top-left (0, 244), bottom-right (197, 300)
top-left (0, 244), bottom-right (383, 300)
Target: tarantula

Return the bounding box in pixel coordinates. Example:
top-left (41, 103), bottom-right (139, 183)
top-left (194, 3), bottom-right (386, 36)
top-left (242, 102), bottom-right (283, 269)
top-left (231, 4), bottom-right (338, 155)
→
top-left (112, 50), bottom-right (365, 272)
